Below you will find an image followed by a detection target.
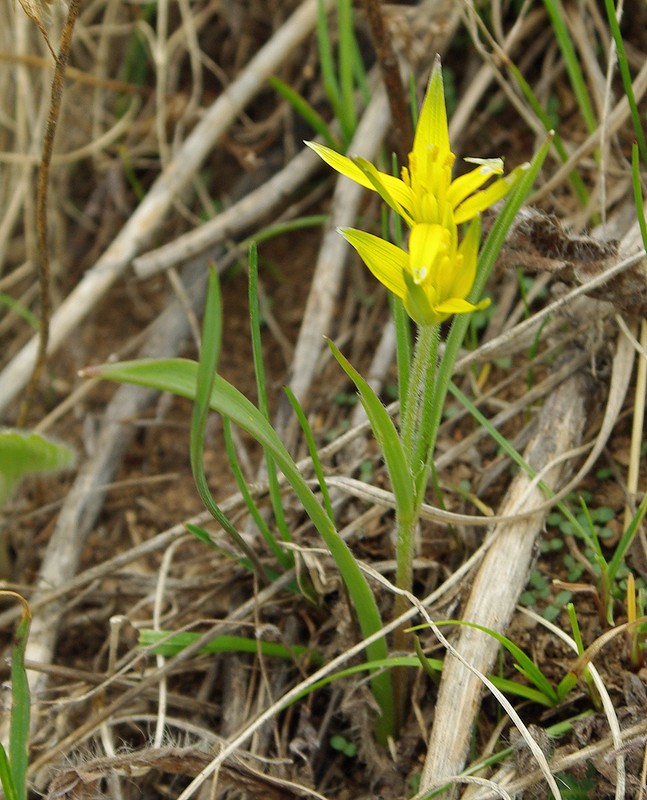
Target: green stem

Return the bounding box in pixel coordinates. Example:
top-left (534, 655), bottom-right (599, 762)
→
top-left (395, 323), bottom-right (439, 600)
top-left (392, 324), bottom-right (439, 730)
top-left (415, 314), bottom-right (469, 505)
top-left (400, 324), bottom-right (439, 471)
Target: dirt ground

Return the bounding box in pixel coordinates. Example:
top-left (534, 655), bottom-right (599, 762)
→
top-left (1, 1), bottom-right (647, 798)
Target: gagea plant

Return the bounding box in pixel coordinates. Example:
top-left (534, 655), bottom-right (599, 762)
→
top-left (310, 57), bottom-right (536, 647)
top-left (82, 56), bottom-right (550, 740)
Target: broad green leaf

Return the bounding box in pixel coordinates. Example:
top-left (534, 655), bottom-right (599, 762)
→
top-left (0, 430), bottom-right (75, 509)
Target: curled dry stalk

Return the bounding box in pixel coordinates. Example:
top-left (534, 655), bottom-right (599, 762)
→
top-left (16, 0), bottom-right (82, 427)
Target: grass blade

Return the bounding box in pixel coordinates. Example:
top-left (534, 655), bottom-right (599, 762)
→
top-left (190, 267), bottom-right (267, 578)
top-left (543, 0), bottom-right (597, 134)
top-left (283, 385), bottom-right (335, 523)
top-left (248, 244), bottom-right (291, 549)
top-left (140, 629), bottom-right (318, 663)
top-left (604, 0), bottom-right (647, 165)
top-left (0, 746), bottom-right (18, 800)
top-left (222, 417), bottom-right (292, 568)
top-left (327, 338), bottom-right (415, 525)
top-left (269, 76), bottom-right (339, 148)
top-left (0, 592), bottom-right (31, 800)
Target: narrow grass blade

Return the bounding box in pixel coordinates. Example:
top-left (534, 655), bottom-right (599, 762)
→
top-left (0, 592), bottom-right (32, 800)
top-left (607, 493), bottom-right (647, 584)
top-left (139, 629), bottom-right (318, 663)
top-left (222, 417), bottom-right (292, 568)
top-left (289, 655), bottom-right (422, 704)
top-left (250, 215), bottom-right (328, 247)
top-left (0, 294), bottom-right (39, 329)
top-left (604, 0), bottom-right (647, 165)
top-left (543, 0), bottom-right (596, 134)
top-left (317, 0), bottom-right (346, 141)
top-left (434, 619), bottom-right (559, 705)
top-left (283, 386), bottom-right (335, 523)
top-left (504, 59), bottom-right (589, 206)
top-left (269, 76), bottom-right (339, 148)
top-left (248, 244), bottom-right (291, 549)
top-left (489, 676), bottom-right (556, 707)
top-left (327, 338), bottom-right (415, 524)
top-left (190, 267), bottom-right (267, 578)
top-left (336, 0), bottom-right (357, 139)
top-left (449, 379), bottom-right (602, 562)
top-left (476, 132), bottom-right (553, 295)
top-left (632, 143), bottom-right (647, 249)
top-left (0, 746), bottom-right (18, 800)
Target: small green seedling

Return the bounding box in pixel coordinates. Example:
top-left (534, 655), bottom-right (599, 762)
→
top-left (329, 735), bottom-right (357, 758)
top-left (0, 429), bottom-right (75, 575)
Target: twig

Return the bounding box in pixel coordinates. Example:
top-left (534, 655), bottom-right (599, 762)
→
top-left (358, 0), bottom-right (413, 160)
top-left (17, 0), bottom-right (82, 426)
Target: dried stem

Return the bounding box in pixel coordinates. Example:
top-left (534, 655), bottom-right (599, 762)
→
top-left (17, 0), bottom-right (82, 426)
top-left (358, 0), bottom-right (413, 161)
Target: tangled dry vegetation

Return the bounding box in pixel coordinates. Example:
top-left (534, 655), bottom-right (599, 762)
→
top-left (1, 0), bottom-right (647, 798)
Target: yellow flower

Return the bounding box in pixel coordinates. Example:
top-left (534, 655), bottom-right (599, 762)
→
top-left (306, 55), bottom-right (526, 227)
top-left (340, 217), bottom-right (489, 327)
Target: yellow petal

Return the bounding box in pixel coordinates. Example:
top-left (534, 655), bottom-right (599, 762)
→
top-left (408, 224), bottom-right (448, 286)
top-left (454, 162), bottom-right (529, 224)
top-left (305, 141), bottom-right (375, 189)
top-left (434, 297), bottom-right (490, 315)
top-left (339, 227), bottom-right (408, 299)
top-left (447, 159), bottom-right (504, 210)
top-left (451, 215), bottom-right (481, 301)
top-left (352, 157), bottom-right (416, 226)
top-left (412, 56), bottom-right (451, 169)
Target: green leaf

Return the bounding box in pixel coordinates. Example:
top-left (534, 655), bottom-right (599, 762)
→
top-left (269, 76), bottom-right (338, 148)
top-left (139, 629), bottom-right (319, 663)
top-left (326, 338), bottom-right (415, 524)
top-left (0, 430), bottom-right (75, 508)
top-left (436, 619), bottom-right (559, 706)
top-left (248, 244), bottom-right (292, 555)
top-left (0, 593), bottom-right (32, 800)
top-left (189, 268), bottom-right (267, 578)
top-left (489, 675), bottom-right (556, 707)
top-left (0, 744), bottom-right (19, 800)
top-left (283, 386), bottom-right (335, 523)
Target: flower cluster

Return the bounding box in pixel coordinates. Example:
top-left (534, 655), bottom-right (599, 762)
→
top-left (307, 56), bottom-right (527, 326)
